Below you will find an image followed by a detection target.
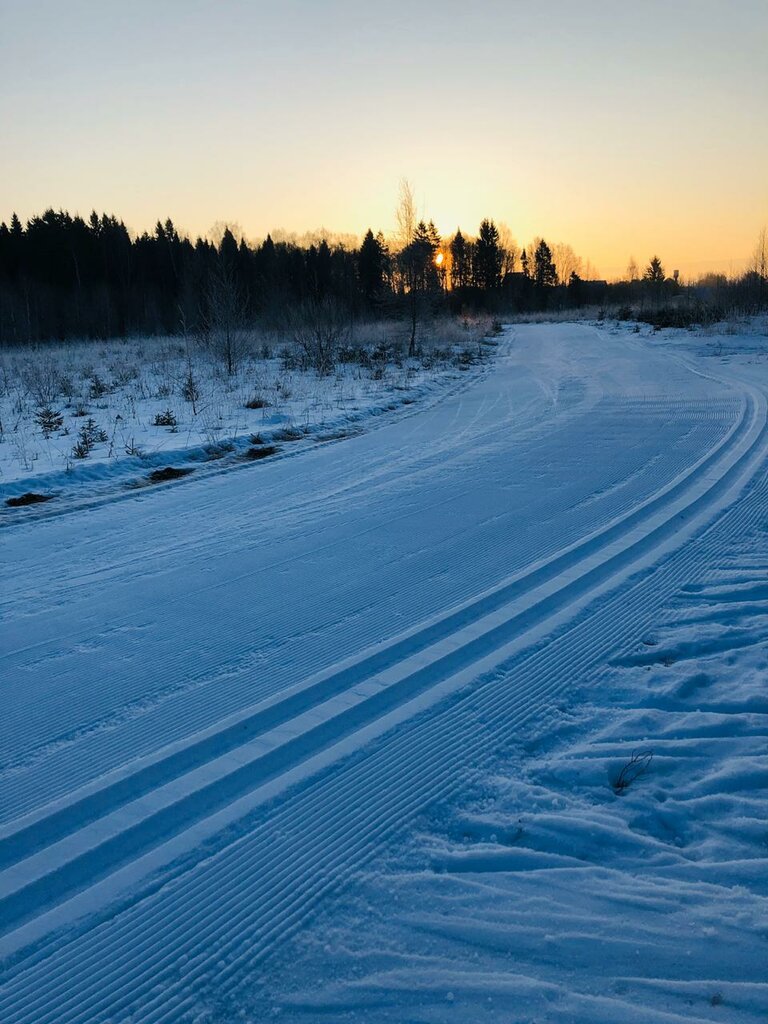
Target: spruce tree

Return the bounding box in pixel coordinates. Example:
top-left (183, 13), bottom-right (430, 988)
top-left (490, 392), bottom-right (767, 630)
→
top-left (475, 219), bottom-right (503, 291)
top-left (533, 240), bottom-right (557, 288)
top-left (450, 230), bottom-right (471, 290)
top-left (643, 255), bottom-right (665, 283)
top-left (358, 228), bottom-right (387, 307)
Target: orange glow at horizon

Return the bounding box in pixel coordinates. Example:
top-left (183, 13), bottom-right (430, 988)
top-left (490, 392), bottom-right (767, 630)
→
top-left (1, 2), bottom-right (765, 283)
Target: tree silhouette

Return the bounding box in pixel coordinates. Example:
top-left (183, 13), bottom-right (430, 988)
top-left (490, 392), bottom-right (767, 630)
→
top-left (533, 240), bottom-right (557, 288)
top-left (357, 229), bottom-right (388, 308)
top-left (449, 230), bottom-right (472, 290)
top-left (643, 255), bottom-right (665, 283)
top-left (474, 219), bottom-right (503, 291)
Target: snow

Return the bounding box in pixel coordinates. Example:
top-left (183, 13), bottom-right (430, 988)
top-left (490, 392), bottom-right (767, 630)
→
top-left (0, 319), bottom-right (766, 1022)
top-left (270, 571), bottom-right (768, 1022)
top-left (0, 331), bottom-right (484, 508)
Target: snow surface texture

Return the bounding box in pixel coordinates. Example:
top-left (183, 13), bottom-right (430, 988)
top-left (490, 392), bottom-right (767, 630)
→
top-left (1, 321), bottom-right (766, 1022)
top-left (0, 330), bottom-right (484, 508)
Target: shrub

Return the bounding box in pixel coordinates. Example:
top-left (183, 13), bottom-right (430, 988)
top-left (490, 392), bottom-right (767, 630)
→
top-left (21, 360), bottom-right (62, 406)
top-left (35, 407), bottom-right (64, 438)
top-left (245, 394), bottom-right (270, 409)
top-left (153, 408), bottom-right (177, 428)
top-left (125, 438), bottom-right (145, 457)
top-left (88, 373), bottom-right (110, 399)
top-left (290, 297), bottom-right (350, 375)
top-left (636, 305), bottom-right (720, 330)
top-left (273, 426), bottom-right (305, 442)
top-left (71, 417), bottom-right (107, 459)
top-left (72, 435), bottom-right (91, 459)
top-left (181, 372), bottom-right (200, 405)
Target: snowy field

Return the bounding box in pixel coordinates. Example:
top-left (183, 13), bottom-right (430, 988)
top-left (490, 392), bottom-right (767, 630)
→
top-left (0, 324), bottom-right (489, 510)
top-left (1, 318), bottom-right (767, 1023)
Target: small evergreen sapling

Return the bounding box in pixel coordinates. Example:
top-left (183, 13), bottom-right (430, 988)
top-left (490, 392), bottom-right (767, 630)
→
top-left (71, 417), bottom-right (107, 459)
top-left (153, 409), bottom-right (178, 428)
top-left (35, 407), bottom-right (64, 438)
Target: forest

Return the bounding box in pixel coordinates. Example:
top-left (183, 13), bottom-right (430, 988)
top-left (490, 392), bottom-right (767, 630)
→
top-left (1, 192), bottom-right (766, 346)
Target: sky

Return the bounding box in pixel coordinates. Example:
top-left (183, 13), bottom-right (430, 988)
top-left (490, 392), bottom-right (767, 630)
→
top-left (1, 0), bottom-right (766, 279)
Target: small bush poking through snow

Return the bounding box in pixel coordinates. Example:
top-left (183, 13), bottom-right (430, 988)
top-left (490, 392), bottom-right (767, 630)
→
top-left (71, 418), bottom-right (107, 459)
top-left (153, 409), bottom-right (177, 428)
top-left (273, 426), bottom-right (306, 442)
top-left (244, 394), bottom-right (270, 410)
top-left (611, 748), bottom-right (653, 794)
top-left (35, 407), bottom-right (64, 438)
top-left (181, 372), bottom-right (200, 407)
top-left (0, 321), bottom-right (493, 488)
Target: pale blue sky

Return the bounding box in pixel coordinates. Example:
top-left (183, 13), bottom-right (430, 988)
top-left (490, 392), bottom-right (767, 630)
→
top-left (1, 0), bottom-right (766, 276)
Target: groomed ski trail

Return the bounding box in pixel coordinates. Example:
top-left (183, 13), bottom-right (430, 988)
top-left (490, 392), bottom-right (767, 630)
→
top-left (1, 323), bottom-right (765, 1023)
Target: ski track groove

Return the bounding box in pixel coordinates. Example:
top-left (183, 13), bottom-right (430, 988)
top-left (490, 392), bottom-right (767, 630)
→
top-left (0, 401), bottom-right (736, 814)
top-left (0, 387), bottom-right (753, 827)
top-left (0, 383), bottom-right (759, 930)
top-left (1, 325), bottom-right (764, 1023)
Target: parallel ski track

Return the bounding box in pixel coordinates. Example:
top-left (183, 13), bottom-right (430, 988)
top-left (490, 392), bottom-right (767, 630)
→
top-left (0, 376), bottom-right (534, 619)
top-left (0, 388), bottom-right (756, 879)
top-left (1, 375), bottom-right (766, 1023)
top-left (2, 338), bottom-right (766, 1022)
top-left (0, 394), bottom-right (736, 821)
top-left (0, 364), bottom-right (764, 999)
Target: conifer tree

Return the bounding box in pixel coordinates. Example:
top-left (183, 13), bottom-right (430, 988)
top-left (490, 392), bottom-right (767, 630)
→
top-left (450, 230), bottom-right (471, 290)
top-left (358, 228), bottom-right (388, 308)
top-left (475, 219), bottom-right (503, 291)
top-left (643, 255), bottom-right (665, 283)
top-left (533, 240), bottom-right (557, 287)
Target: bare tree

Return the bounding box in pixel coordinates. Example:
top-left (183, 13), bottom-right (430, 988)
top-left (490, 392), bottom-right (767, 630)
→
top-left (203, 257), bottom-right (249, 375)
top-left (395, 180), bottom-right (428, 357)
top-left (497, 222), bottom-right (520, 277)
top-left (208, 221), bottom-right (245, 247)
top-left (290, 296), bottom-right (350, 375)
top-left (750, 227), bottom-right (768, 277)
top-left (552, 242), bottom-right (583, 287)
top-left (749, 227), bottom-right (768, 308)
top-left (626, 256), bottom-right (640, 282)
top-left (395, 179), bottom-right (417, 249)
top-left (582, 259), bottom-right (599, 282)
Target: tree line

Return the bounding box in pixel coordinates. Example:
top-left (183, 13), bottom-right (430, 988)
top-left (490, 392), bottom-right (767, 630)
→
top-left (0, 201), bottom-right (765, 346)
